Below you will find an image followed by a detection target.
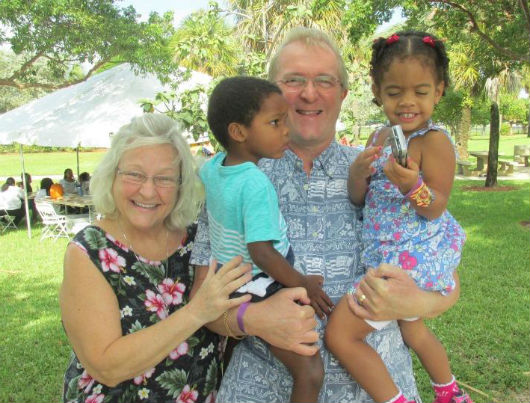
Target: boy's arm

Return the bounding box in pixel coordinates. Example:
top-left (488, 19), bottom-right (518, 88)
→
top-left (248, 241), bottom-right (334, 318)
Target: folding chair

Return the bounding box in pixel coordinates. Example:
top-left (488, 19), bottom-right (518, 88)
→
top-left (0, 209), bottom-right (17, 233)
top-left (35, 200), bottom-right (70, 241)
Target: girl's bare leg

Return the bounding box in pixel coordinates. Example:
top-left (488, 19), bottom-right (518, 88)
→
top-left (325, 297), bottom-right (400, 403)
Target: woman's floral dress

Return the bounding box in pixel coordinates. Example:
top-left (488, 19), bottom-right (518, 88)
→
top-left (63, 225), bottom-right (221, 403)
top-left (360, 122), bottom-right (466, 294)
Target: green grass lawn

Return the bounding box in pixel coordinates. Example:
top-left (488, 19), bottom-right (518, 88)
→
top-left (1, 179), bottom-right (528, 402)
top-left (1, 134), bottom-right (528, 181)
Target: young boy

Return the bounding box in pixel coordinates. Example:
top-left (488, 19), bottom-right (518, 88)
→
top-left (201, 76), bottom-right (332, 403)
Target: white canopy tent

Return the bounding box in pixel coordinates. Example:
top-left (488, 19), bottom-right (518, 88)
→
top-left (0, 63), bottom-right (211, 237)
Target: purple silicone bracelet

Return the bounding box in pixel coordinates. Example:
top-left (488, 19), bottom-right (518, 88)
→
top-left (405, 176), bottom-right (423, 197)
top-left (237, 302), bottom-right (250, 334)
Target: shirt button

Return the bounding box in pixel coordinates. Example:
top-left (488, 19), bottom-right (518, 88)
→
top-left (313, 232), bottom-right (318, 238)
top-left (303, 184), bottom-right (309, 190)
top-left (312, 206), bottom-right (318, 212)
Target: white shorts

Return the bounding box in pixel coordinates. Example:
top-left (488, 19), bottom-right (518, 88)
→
top-left (365, 316), bottom-right (419, 331)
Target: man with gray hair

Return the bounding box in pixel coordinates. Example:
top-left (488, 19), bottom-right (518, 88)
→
top-left (191, 27), bottom-right (459, 402)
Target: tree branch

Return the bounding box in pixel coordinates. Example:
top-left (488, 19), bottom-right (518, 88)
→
top-left (432, 0), bottom-right (530, 64)
top-left (0, 59), bottom-right (107, 90)
top-left (519, 0), bottom-right (530, 40)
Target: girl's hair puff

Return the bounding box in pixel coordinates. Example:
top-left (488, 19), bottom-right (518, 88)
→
top-left (370, 31), bottom-right (450, 105)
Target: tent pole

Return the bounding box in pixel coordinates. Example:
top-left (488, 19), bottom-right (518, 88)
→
top-left (19, 144), bottom-right (31, 239)
top-left (76, 145), bottom-right (80, 179)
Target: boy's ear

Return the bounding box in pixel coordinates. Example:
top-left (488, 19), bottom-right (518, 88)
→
top-left (228, 122), bottom-right (247, 143)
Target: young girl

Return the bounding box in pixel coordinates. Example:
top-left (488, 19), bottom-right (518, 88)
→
top-left (325, 31), bottom-right (472, 403)
top-left (201, 76), bottom-right (333, 403)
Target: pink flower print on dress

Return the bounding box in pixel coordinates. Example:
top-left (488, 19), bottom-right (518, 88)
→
top-left (133, 367), bottom-right (155, 385)
top-left (176, 385), bottom-right (199, 403)
top-left (374, 223), bottom-right (381, 231)
top-left (398, 251), bottom-right (417, 270)
top-left (144, 289), bottom-right (168, 319)
top-left (98, 248), bottom-right (126, 273)
top-left (78, 370), bottom-right (95, 393)
top-left (205, 390), bottom-right (217, 403)
top-left (85, 393), bottom-right (105, 403)
top-left (169, 342), bottom-right (189, 360)
top-left (158, 278), bottom-right (186, 306)
top-left (393, 232), bottom-right (401, 241)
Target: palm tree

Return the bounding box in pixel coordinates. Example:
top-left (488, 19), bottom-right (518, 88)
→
top-left (170, 9), bottom-right (241, 77)
top-left (448, 41), bottom-right (482, 160)
top-left (224, 0), bottom-right (349, 72)
top-left (484, 66), bottom-right (521, 187)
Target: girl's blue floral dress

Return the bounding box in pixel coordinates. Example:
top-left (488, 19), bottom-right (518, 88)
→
top-left (63, 225), bottom-right (221, 403)
top-left (360, 122), bottom-right (466, 294)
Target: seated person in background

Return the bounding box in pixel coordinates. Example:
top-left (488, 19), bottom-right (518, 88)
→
top-left (0, 177), bottom-right (25, 225)
top-left (79, 172), bottom-right (90, 195)
top-left (21, 172), bottom-right (33, 193)
top-left (60, 168), bottom-right (78, 194)
top-left (21, 172), bottom-right (37, 223)
top-left (50, 183), bottom-right (64, 199)
top-left (35, 178), bottom-right (54, 199)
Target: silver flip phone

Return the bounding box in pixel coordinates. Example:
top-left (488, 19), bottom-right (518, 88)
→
top-left (389, 125), bottom-right (407, 167)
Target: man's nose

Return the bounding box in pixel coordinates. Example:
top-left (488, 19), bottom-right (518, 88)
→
top-left (299, 80), bottom-right (319, 102)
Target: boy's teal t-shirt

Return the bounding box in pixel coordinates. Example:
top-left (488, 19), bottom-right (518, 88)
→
top-left (199, 152), bottom-right (290, 275)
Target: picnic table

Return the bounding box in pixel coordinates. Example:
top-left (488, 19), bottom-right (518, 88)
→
top-left (514, 145), bottom-right (530, 167)
top-left (46, 195), bottom-right (95, 222)
top-left (469, 151), bottom-right (489, 172)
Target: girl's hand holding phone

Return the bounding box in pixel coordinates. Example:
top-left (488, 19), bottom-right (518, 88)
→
top-left (383, 156), bottom-right (420, 195)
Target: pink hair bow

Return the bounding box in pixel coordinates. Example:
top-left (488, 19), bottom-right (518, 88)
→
top-left (386, 34), bottom-right (400, 44)
top-left (423, 36), bottom-right (435, 47)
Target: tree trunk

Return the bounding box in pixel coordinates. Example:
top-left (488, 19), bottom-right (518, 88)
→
top-left (527, 102), bottom-right (530, 137)
top-left (485, 102), bottom-right (500, 187)
top-left (456, 106), bottom-right (471, 160)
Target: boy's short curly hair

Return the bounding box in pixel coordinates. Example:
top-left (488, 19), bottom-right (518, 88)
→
top-left (207, 76), bottom-right (282, 149)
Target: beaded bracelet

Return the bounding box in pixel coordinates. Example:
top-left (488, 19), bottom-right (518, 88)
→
top-left (405, 177), bottom-right (434, 207)
top-left (223, 311), bottom-right (244, 340)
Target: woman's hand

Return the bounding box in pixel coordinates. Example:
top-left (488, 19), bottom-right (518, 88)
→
top-left (187, 256), bottom-right (252, 324)
top-left (347, 264), bottom-right (459, 321)
top-left (244, 287), bottom-right (319, 356)
top-left (383, 156), bottom-right (419, 195)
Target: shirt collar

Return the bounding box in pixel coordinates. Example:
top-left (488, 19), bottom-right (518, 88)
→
top-left (283, 141), bottom-right (345, 178)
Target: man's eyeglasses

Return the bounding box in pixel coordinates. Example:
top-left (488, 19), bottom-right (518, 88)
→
top-left (117, 169), bottom-right (178, 188)
top-left (277, 75), bottom-right (342, 91)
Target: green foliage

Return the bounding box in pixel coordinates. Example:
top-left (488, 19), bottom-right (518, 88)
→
top-left (0, 0), bottom-right (178, 90)
top-left (501, 92), bottom-right (529, 124)
top-left (171, 8), bottom-right (240, 77)
top-left (140, 70), bottom-right (211, 143)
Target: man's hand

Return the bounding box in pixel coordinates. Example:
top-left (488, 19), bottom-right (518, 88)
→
top-left (303, 274), bottom-right (334, 319)
top-left (244, 287), bottom-right (319, 356)
top-left (347, 264), bottom-right (459, 321)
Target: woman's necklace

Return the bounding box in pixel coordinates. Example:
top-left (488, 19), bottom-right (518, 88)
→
top-left (117, 219), bottom-right (170, 278)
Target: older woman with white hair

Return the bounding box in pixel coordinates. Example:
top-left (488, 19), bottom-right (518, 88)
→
top-left (60, 114), bottom-right (254, 402)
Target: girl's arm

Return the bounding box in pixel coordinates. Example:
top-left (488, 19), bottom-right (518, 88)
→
top-left (191, 264), bottom-right (320, 355)
top-left (248, 241), bottom-right (334, 318)
top-left (384, 130), bottom-right (455, 219)
top-left (347, 132), bottom-right (380, 206)
top-left (60, 246), bottom-right (251, 387)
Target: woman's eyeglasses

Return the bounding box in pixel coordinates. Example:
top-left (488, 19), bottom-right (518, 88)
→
top-left (116, 169), bottom-right (178, 188)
